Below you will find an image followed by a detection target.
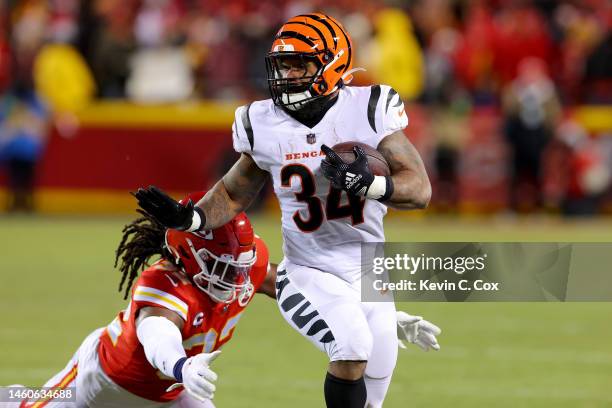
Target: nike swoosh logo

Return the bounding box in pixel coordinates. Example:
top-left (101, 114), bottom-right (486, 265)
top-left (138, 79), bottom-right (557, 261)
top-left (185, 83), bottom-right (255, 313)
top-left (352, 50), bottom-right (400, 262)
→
top-left (398, 107), bottom-right (405, 117)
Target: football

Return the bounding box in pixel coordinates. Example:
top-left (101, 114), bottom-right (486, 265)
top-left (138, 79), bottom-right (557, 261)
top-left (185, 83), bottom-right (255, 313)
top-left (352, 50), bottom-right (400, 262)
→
top-left (331, 141), bottom-right (391, 176)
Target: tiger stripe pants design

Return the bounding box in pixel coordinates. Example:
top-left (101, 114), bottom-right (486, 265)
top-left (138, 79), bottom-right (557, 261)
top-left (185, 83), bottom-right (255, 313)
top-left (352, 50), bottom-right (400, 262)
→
top-left (275, 261), bottom-right (398, 408)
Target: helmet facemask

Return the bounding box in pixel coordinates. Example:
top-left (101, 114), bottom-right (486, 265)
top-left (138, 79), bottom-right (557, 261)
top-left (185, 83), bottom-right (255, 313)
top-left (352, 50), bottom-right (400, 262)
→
top-left (265, 51), bottom-right (332, 111)
top-left (185, 238), bottom-right (256, 304)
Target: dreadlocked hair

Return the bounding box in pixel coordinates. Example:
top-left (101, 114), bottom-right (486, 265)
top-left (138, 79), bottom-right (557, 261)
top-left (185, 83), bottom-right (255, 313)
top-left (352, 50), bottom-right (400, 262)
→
top-left (115, 210), bottom-right (173, 299)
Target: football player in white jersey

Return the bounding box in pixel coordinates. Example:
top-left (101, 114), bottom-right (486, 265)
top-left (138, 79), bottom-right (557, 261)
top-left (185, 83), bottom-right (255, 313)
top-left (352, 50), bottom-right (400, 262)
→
top-left (135, 13), bottom-right (441, 408)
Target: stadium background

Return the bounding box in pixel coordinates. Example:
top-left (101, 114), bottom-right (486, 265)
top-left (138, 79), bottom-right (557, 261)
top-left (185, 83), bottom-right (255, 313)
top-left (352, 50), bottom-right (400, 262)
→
top-left (1, 0), bottom-right (611, 407)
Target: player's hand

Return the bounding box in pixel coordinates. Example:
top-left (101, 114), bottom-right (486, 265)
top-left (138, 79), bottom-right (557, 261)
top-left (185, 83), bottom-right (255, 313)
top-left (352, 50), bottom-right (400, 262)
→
top-left (320, 144), bottom-right (375, 197)
top-left (132, 185), bottom-right (200, 231)
top-left (167, 350), bottom-right (221, 401)
top-left (396, 311), bottom-right (441, 352)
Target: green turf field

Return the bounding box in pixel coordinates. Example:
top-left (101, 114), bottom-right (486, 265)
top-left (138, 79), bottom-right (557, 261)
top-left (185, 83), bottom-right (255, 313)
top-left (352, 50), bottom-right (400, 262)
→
top-left (1, 213), bottom-right (611, 407)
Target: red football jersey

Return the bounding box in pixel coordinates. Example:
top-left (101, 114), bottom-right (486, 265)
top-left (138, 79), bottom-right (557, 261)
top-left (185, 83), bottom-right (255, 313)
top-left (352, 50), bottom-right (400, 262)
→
top-left (98, 237), bottom-right (269, 402)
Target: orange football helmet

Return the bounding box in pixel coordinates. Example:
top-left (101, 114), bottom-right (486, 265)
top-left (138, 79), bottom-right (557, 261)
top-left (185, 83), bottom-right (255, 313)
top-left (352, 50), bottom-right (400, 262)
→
top-left (165, 192), bottom-right (257, 304)
top-left (265, 13), bottom-right (355, 111)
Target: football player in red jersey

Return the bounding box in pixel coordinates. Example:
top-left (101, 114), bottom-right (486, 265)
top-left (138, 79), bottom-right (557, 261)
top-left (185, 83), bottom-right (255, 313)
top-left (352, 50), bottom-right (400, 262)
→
top-left (16, 192), bottom-right (276, 408)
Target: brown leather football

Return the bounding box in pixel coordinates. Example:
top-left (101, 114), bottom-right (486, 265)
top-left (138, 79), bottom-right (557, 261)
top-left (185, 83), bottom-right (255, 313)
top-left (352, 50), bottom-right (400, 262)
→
top-left (331, 142), bottom-right (391, 176)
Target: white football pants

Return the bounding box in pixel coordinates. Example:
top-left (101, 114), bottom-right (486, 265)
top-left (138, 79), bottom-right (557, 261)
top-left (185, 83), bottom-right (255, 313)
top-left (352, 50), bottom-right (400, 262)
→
top-left (275, 260), bottom-right (398, 407)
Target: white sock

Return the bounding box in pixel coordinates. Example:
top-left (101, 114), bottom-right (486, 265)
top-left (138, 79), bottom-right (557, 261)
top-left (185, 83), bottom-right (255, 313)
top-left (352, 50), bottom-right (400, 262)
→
top-left (364, 374), bottom-right (392, 408)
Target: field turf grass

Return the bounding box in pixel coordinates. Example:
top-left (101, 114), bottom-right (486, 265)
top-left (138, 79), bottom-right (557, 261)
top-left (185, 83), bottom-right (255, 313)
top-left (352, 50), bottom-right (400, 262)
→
top-left (1, 213), bottom-right (611, 407)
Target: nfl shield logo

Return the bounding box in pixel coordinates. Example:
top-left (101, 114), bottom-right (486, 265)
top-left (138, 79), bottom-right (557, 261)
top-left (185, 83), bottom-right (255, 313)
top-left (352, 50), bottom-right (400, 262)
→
top-left (307, 133), bottom-right (316, 144)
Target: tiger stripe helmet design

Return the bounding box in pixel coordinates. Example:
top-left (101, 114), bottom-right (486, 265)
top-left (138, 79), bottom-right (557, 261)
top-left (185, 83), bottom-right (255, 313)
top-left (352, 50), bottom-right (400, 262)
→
top-left (265, 13), bottom-right (354, 111)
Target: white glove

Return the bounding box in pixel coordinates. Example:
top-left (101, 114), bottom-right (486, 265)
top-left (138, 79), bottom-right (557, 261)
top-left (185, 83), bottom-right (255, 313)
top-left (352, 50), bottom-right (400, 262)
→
top-left (396, 311), bottom-right (441, 352)
top-left (167, 350), bottom-right (221, 401)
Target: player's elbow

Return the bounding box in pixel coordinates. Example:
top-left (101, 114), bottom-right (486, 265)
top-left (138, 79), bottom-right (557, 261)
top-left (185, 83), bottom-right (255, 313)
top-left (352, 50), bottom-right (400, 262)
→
top-left (398, 189), bottom-right (431, 210)
top-left (387, 176), bottom-right (431, 210)
top-left (414, 180), bottom-right (432, 209)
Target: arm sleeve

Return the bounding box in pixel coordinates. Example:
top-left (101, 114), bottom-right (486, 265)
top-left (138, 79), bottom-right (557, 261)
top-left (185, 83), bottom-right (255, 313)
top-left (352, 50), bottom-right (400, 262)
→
top-left (379, 85), bottom-right (409, 140)
top-left (232, 104), bottom-right (252, 154)
top-left (136, 316), bottom-right (186, 380)
top-left (362, 85), bottom-right (410, 149)
top-left (232, 103), bottom-right (271, 172)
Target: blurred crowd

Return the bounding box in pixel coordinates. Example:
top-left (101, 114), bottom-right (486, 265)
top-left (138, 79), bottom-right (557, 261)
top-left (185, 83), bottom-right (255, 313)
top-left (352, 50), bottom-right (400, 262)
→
top-left (1, 0), bottom-right (610, 103)
top-left (0, 0), bottom-right (611, 214)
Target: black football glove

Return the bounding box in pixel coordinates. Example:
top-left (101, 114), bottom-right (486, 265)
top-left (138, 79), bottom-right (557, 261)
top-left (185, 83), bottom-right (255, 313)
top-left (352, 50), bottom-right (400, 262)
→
top-left (320, 144), bottom-right (375, 197)
top-left (132, 185), bottom-right (204, 231)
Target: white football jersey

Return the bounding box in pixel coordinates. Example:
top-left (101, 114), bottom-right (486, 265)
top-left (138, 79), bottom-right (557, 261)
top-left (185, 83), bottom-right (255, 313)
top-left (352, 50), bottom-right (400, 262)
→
top-left (232, 85), bottom-right (409, 282)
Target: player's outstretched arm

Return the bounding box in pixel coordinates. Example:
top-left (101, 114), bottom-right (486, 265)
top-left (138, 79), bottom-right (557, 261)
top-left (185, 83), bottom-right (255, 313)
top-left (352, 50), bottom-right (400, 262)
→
top-left (200, 153), bottom-right (269, 229)
top-left (257, 263), bottom-right (278, 299)
top-left (136, 307), bottom-right (220, 400)
top-left (134, 153), bottom-right (268, 231)
top-left (377, 131), bottom-right (431, 210)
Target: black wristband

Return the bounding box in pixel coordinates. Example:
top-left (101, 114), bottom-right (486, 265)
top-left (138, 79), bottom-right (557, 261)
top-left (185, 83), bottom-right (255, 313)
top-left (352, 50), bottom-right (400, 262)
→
top-left (377, 176), bottom-right (394, 202)
top-left (173, 357), bottom-right (188, 382)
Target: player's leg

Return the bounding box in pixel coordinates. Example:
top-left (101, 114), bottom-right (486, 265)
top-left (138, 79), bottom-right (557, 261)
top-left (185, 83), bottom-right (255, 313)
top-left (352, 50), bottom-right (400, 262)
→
top-left (275, 264), bottom-right (373, 408)
top-left (0, 363), bottom-right (77, 408)
top-left (20, 328), bottom-right (164, 408)
top-left (17, 330), bottom-right (96, 408)
top-left (325, 361), bottom-right (368, 408)
top-left (362, 301), bottom-right (398, 408)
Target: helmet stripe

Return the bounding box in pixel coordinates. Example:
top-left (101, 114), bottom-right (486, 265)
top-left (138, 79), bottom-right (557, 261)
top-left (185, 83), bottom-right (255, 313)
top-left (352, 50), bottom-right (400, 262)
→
top-left (323, 14), bottom-right (352, 74)
top-left (276, 30), bottom-right (316, 48)
top-left (286, 21), bottom-right (328, 51)
top-left (298, 14), bottom-right (338, 49)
